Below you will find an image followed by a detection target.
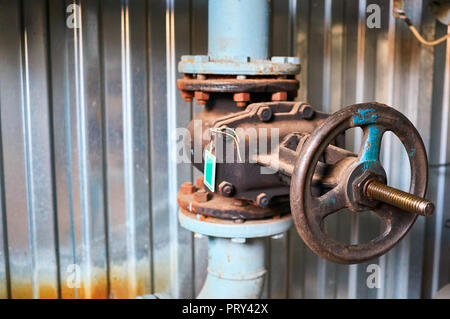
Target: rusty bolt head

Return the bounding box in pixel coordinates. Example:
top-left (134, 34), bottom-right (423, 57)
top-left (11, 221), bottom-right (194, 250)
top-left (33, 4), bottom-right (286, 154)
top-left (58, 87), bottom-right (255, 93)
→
top-left (219, 181), bottom-right (234, 197)
top-left (180, 182), bottom-right (196, 195)
top-left (257, 106), bottom-right (273, 122)
top-left (233, 92), bottom-right (250, 102)
top-left (195, 91), bottom-right (210, 105)
top-left (194, 189), bottom-right (209, 203)
top-left (256, 193), bottom-right (270, 208)
top-left (180, 90), bottom-right (194, 102)
top-left (300, 104), bottom-right (314, 119)
top-left (233, 92), bottom-right (250, 107)
top-left (196, 176), bottom-right (204, 188)
top-left (271, 91), bottom-right (287, 101)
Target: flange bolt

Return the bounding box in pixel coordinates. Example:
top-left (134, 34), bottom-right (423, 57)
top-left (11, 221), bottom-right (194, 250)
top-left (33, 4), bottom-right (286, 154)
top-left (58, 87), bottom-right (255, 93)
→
top-left (271, 91), bottom-right (287, 101)
top-left (233, 92), bottom-right (250, 108)
top-left (180, 182), bottom-right (196, 194)
top-left (300, 104), bottom-right (314, 119)
top-left (257, 106), bottom-right (273, 122)
top-left (195, 91), bottom-right (210, 105)
top-left (219, 181), bottom-right (234, 197)
top-left (256, 193), bottom-right (270, 208)
top-left (194, 189), bottom-right (209, 203)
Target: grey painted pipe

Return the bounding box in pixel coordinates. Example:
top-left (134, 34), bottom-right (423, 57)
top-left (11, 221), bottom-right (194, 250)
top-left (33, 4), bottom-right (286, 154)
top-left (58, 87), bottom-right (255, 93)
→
top-left (197, 237), bottom-right (267, 299)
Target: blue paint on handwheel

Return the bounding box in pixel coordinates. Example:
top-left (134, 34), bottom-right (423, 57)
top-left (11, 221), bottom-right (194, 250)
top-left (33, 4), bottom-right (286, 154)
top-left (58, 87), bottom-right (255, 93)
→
top-left (353, 108), bottom-right (378, 125)
top-left (359, 124), bottom-right (383, 170)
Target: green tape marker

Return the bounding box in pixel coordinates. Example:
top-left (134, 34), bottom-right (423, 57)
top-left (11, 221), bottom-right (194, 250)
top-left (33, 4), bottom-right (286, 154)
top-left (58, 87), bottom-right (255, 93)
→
top-left (204, 150), bottom-right (216, 192)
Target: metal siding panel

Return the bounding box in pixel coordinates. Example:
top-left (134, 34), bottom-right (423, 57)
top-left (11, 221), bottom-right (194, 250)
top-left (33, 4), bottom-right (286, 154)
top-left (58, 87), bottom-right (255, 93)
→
top-left (0, 0), bottom-right (59, 299)
top-left (101, 0), bottom-right (152, 298)
top-left (0, 0), bottom-right (33, 298)
top-left (423, 21), bottom-right (450, 298)
top-left (52, 0), bottom-right (109, 299)
top-left (148, 0), bottom-right (171, 295)
top-left (48, 0), bottom-right (79, 299)
top-left (0, 144), bottom-right (7, 298)
top-left (0, 0), bottom-right (33, 297)
top-left (127, 0), bottom-right (152, 298)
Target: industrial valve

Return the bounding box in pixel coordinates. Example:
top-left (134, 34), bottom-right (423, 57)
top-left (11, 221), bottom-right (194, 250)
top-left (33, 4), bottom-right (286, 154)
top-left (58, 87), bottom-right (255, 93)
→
top-left (177, 98), bottom-right (434, 264)
top-left (176, 0), bottom-right (434, 269)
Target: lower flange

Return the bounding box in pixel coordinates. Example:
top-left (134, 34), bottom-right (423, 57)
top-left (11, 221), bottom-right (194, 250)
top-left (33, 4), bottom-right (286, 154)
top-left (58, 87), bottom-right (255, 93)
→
top-left (179, 208), bottom-right (293, 239)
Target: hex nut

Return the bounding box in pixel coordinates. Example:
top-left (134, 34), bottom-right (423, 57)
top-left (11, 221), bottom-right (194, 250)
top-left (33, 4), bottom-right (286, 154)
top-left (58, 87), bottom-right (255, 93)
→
top-left (194, 189), bottom-right (209, 203)
top-left (233, 92), bottom-right (250, 108)
top-left (219, 181), bottom-right (234, 197)
top-left (180, 90), bottom-right (194, 102)
top-left (180, 182), bottom-right (196, 195)
top-left (233, 92), bottom-right (250, 102)
top-left (257, 106), bottom-right (273, 122)
top-left (352, 170), bottom-right (386, 208)
top-left (271, 91), bottom-right (287, 101)
top-left (195, 91), bottom-right (210, 105)
top-left (256, 193), bottom-right (270, 208)
top-left (300, 104), bottom-right (314, 119)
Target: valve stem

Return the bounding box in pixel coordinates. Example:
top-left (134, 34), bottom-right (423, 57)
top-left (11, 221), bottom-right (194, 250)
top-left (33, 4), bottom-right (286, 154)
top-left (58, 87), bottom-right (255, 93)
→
top-left (365, 180), bottom-right (434, 216)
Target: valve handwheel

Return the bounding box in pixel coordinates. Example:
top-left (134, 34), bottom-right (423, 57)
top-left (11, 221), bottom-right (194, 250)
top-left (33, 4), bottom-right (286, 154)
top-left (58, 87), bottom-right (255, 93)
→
top-left (290, 102), bottom-right (433, 264)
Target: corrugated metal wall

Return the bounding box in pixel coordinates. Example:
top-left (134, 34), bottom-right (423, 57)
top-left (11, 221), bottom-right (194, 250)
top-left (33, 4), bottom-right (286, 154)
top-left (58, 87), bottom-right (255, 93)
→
top-left (0, 0), bottom-right (448, 299)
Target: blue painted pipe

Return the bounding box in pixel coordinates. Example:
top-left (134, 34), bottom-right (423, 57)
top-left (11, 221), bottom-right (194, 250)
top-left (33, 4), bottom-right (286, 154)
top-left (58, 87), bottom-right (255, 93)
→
top-left (208, 0), bottom-right (270, 61)
top-left (197, 237), bottom-right (266, 299)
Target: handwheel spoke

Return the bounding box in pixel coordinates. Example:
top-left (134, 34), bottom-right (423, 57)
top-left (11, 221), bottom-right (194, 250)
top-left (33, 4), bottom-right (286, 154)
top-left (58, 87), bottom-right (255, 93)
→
top-left (372, 203), bottom-right (414, 236)
top-left (358, 125), bottom-right (386, 163)
top-left (310, 185), bottom-right (347, 219)
top-left (372, 204), bottom-right (393, 223)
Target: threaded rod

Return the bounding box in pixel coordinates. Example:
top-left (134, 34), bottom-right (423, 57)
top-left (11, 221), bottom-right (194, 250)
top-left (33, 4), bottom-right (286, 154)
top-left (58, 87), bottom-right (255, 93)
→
top-left (365, 180), bottom-right (434, 216)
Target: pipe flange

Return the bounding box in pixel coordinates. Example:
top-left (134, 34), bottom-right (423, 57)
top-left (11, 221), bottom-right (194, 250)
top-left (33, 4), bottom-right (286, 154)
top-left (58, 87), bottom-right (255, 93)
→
top-left (178, 55), bottom-right (301, 76)
top-left (178, 209), bottom-right (293, 239)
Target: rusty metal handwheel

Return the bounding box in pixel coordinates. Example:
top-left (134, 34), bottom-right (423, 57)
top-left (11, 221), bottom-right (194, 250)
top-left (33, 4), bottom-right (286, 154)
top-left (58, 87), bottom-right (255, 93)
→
top-left (290, 102), bottom-right (428, 264)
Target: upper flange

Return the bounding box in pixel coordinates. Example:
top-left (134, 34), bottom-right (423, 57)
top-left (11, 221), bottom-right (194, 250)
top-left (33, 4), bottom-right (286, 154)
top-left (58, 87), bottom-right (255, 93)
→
top-left (178, 55), bottom-right (301, 76)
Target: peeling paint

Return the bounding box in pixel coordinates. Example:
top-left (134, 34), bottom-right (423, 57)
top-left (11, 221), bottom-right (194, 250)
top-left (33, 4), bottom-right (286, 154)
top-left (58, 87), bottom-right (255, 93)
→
top-left (353, 108), bottom-right (378, 125)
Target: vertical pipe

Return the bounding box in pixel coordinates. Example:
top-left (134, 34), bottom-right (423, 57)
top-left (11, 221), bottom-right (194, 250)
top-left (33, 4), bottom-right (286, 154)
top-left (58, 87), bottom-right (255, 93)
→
top-left (197, 237), bottom-right (267, 299)
top-left (208, 0), bottom-right (270, 60)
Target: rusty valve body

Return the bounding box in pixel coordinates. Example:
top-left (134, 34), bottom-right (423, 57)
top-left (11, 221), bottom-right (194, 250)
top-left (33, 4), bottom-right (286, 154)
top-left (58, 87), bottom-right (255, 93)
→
top-left (177, 72), bottom-right (434, 264)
